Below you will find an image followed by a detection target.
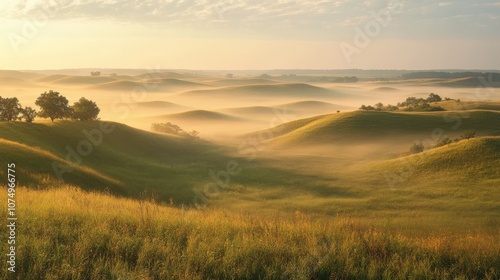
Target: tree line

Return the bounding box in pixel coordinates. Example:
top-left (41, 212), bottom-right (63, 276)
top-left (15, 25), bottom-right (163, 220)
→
top-left (359, 93), bottom-right (446, 112)
top-left (0, 91), bottom-right (100, 123)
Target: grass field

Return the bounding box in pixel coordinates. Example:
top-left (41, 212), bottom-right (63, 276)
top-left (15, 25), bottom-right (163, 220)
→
top-left (1, 185), bottom-right (498, 280)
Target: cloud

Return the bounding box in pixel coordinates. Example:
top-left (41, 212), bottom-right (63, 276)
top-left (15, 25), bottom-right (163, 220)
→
top-left (0, 0), bottom-right (351, 22)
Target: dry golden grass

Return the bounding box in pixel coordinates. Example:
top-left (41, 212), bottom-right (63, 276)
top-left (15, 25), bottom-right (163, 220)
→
top-left (1, 185), bottom-right (498, 279)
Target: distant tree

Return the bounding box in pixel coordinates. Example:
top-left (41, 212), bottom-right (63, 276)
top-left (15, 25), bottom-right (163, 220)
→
top-left (20, 106), bottom-right (37, 123)
top-left (461, 129), bottom-right (476, 140)
top-left (337, 110), bottom-right (340, 113)
top-left (409, 142), bottom-right (425, 154)
top-left (365, 105), bottom-right (375, 111)
top-left (225, 73), bottom-right (234, 78)
top-left (151, 122), bottom-right (183, 135)
top-left (71, 97), bottom-right (100, 121)
top-left (187, 130), bottom-right (200, 139)
top-left (435, 136), bottom-right (452, 148)
top-left (427, 93), bottom-right (442, 103)
top-left (0, 97), bottom-right (22, 121)
top-left (90, 71), bottom-right (101, 76)
top-left (374, 102), bottom-right (384, 111)
top-left (151, 122), bottom-right (200, 139)
top-left (359, 105), bottom-right (367, 110)
top-left (35, 91), bottom-right (72, 122)
top-left (384, 104), bottom-right (399, 111)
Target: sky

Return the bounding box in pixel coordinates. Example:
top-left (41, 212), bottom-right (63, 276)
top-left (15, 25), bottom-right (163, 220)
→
top-left (0, 0), bottom-right (499, 70)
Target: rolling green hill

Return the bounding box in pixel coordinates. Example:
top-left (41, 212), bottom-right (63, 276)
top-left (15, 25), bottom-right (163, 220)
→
top-left (257, 110), bottom-right (500, 148)
top-left (0, 121), bottom-right (227, 202)
top-left (437, 100), bottom-right (500, 111)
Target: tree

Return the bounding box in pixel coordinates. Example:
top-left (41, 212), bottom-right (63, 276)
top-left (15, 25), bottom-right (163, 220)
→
top-left (359, 105), bottom-right (367, 110)
top-left (384, 104), bottom-right (398, 111)
top-left (91, 71), bottom-right (101, 76)
top-left (435, 136), bottom-right (452, 148)
top-left (151, 122), bottom-right (183, 135)
top-left (374, 102), bottom-right (384, 111)
top-left (71, 97), bottom-right (100, 121)
top-left (151, 122), bottom-right (200, 139)
top-left (427, 93), bottom-right (442, 103)
top-left (35, 91), bottom-right (72, 122)
top-left (409, 142), bottom-right (424, 154)
top-left (0, 97), bottom-right (22, 121)
top-left (21, 106), bottom-right (37, 123)
top-left (461, 129), bottom-right (476, 140)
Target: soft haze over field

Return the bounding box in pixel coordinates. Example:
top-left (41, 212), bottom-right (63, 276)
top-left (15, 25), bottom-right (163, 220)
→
top-left (1, 0), bottom-right (500, 69)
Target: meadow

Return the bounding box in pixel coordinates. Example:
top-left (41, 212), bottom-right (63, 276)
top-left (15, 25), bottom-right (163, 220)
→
top-left (0, 186), bottom-right (498, 279)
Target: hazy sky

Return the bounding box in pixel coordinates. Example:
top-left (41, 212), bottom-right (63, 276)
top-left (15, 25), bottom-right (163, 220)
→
top-left (1, 0), bottom-right (499, 70)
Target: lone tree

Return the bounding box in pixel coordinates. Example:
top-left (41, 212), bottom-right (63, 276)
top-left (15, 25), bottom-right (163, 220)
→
top-left (72, 97), bottom-right (100, 121)
top-left (35, 91), bottom-right (72, 122)
top-left (0, 97), bottom-right (22, 121)
top-left (21, 106), bottom-right (37, 123)
top-left (461, 129), bottom-right (476, 140)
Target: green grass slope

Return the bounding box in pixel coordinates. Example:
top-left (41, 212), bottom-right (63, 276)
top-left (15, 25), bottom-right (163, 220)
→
top-left (437, 100), bottom-right (500, 111)
top-left (0, 121), bottom-right (226, 202)
top-left (260, 110), bottom-right (500, 147)
top-left (379, 136), bottom-right (500, 188)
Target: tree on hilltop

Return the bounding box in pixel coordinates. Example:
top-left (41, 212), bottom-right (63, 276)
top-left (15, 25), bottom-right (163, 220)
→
top-left (21, 106), bottom-right (37, 123)
top-left (461, 129), bottom-right (476, 140)
top-left (0, 97), bottom-right (22, 121)
top-left (35, 91), bottom-right (72, 122)
top-left (71, 97), bottom-right (100, 121)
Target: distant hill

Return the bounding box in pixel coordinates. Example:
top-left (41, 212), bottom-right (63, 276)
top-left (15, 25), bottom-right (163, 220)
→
top-left (49, 76), bottom-right (118, 85)
top-left (136, 101), bottom-right (190, 111)
top-left (155, 110), bottom-right (245, 122)
top-left (276, 100), bottom-right (352, 112)
top-left (179, 83), bottom-right (337, 100)
top-left (205, 78), bottom-right (282, 86)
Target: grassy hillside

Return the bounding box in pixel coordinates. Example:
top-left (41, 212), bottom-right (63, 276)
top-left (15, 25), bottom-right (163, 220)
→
top-left (260, 110), bottom-right (500, 148)
top-left (0, 121), bottom-right (230, 202)
top-left (437, 100), bottom-right (500, 111)
top-left (1, 185), bottom-right (498, 279)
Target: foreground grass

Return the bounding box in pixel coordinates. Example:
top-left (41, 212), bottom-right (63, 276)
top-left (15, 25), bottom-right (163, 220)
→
top-left (1, 186), bottom-right (498, 279)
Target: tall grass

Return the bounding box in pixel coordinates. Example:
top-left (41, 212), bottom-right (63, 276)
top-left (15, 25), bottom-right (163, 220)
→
top-left (1, 186), bottom-right (498, 279)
